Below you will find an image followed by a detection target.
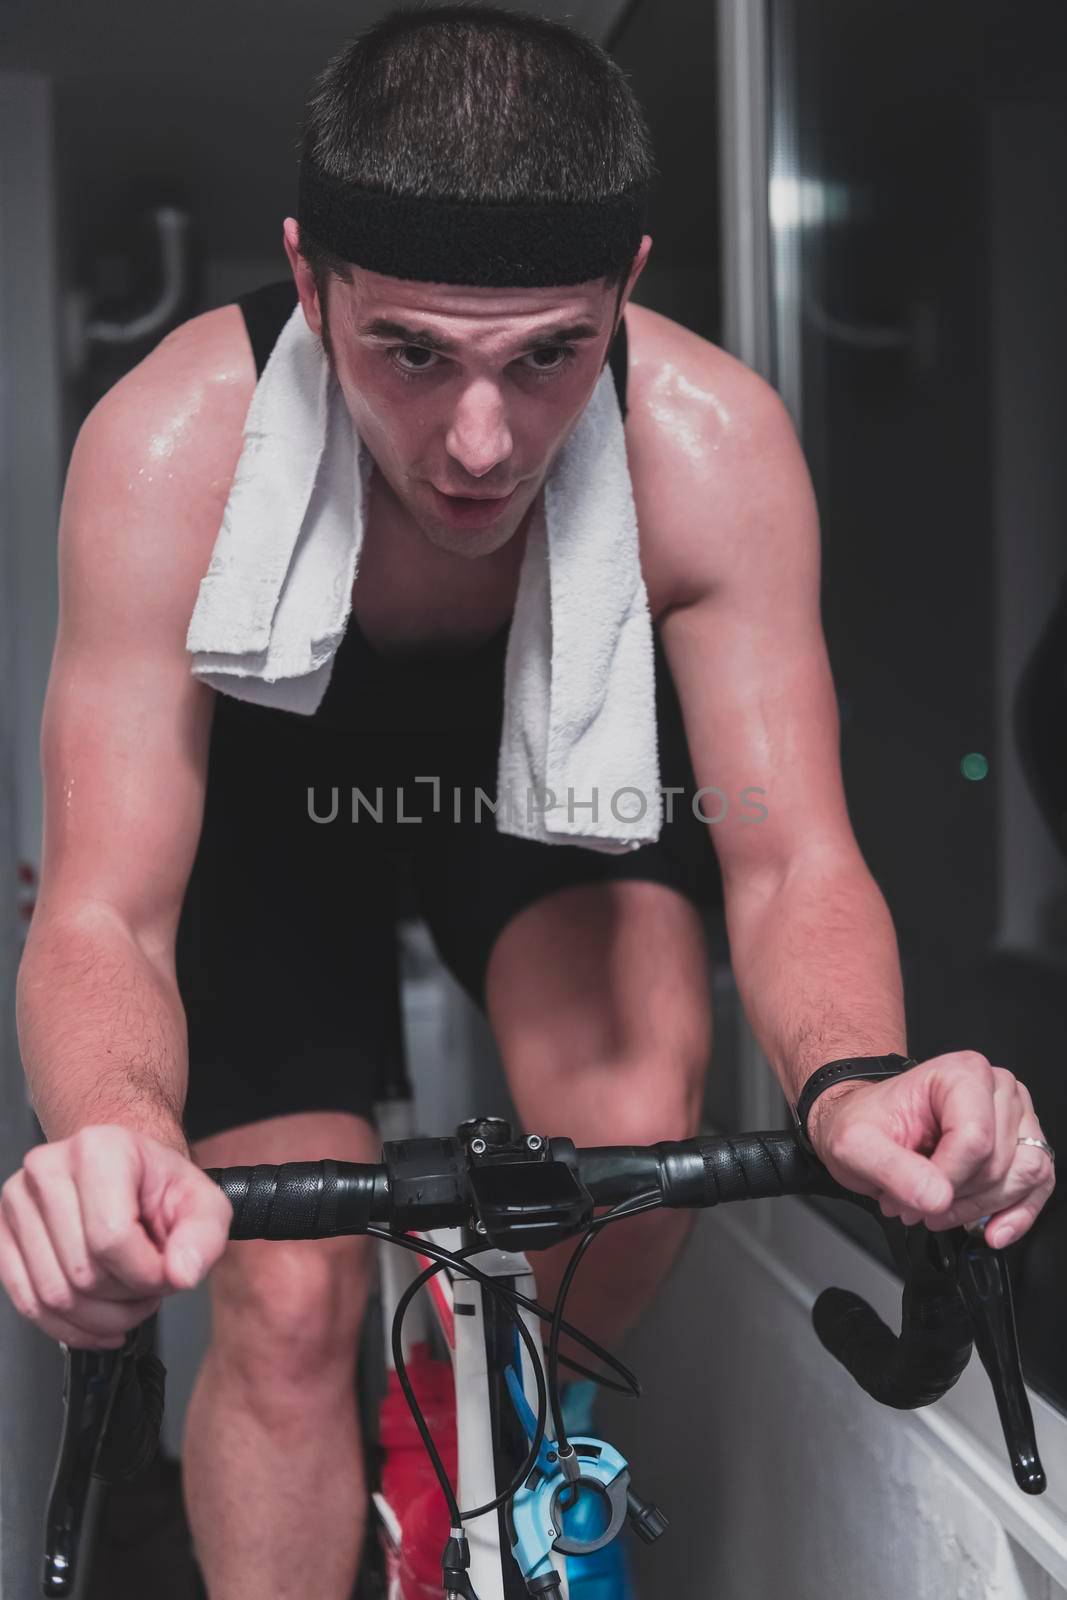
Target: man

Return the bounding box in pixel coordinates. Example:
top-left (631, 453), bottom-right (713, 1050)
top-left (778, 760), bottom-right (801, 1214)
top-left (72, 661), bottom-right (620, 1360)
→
top-left (2, 6), bottom-right (1055, 1599)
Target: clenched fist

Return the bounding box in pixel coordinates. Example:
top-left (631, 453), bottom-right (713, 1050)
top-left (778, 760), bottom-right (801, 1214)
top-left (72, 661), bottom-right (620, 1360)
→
top-left (0, 1125), bottom-right (233, 1349)
top-left (808, 1051), bottom-right (1055, 1246)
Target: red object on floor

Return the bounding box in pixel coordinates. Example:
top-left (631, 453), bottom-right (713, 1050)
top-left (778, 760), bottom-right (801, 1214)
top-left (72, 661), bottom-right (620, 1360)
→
top-left (377, 1342), bottom-right (459, 1599)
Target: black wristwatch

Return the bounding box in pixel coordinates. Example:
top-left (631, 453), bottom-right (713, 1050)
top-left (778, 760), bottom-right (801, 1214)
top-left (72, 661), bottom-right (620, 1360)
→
top-left (791, 1054), bottom-right (917, 1153)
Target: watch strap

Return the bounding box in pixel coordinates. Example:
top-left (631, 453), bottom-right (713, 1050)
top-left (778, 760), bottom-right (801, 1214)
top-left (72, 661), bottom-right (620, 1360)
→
top-left (792, 1054), bottom-right (917, 1152)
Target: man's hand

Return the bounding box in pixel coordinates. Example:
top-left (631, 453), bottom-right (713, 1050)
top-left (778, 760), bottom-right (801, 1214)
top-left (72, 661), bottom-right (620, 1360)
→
top-left (0, 1126), bottom-right (234, 1350)
top-left (806, 1051), bottom-right (1055, 1248)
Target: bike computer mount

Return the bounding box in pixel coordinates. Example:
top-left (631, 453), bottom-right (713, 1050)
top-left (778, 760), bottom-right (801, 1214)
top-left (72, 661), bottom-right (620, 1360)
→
top-left (462, 1117), bottom-right (596, 1251)
top-left (382, 1118), bottom-right (594, 1252)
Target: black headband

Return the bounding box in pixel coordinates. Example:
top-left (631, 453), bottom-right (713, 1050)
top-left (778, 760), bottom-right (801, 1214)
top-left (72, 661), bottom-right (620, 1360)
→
top-left (297, 156), bottom-right (648, 288)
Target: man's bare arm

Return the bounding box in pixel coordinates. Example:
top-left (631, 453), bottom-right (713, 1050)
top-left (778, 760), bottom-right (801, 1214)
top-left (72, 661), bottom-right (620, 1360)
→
top-left (637, 349), bottom-right (909, 1109)
top-left (16, 309), bottom-right (253, 1154)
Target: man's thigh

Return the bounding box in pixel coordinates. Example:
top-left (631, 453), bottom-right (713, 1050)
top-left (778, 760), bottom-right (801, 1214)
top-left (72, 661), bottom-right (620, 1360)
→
top-left (483, 878), bottom-right (713, 1145)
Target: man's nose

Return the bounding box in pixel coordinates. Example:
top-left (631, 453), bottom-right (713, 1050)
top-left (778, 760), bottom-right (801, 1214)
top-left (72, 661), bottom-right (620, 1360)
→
top-left (445, 385), bottom-right (514, 478)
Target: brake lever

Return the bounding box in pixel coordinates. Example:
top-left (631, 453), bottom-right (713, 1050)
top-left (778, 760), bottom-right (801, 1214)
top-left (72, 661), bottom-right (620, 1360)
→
top-left (902, 1220), bottom-right (1046, 1494)
top-left (41, 1333), bottom-right (132, 1596)
top-left (951, 1228), bottom-right (1045, 1493)
top-left (41, 1344), bottom-right (125, 1593)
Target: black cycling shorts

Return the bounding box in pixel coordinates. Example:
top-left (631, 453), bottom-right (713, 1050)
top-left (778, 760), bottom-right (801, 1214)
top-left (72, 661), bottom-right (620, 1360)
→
top-left (175, 610), bottom-right (723, 1146)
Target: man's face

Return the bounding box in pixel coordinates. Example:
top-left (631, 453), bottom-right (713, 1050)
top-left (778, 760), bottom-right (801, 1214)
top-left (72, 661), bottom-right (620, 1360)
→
top-left (283, 219), bottom-right (650, 560)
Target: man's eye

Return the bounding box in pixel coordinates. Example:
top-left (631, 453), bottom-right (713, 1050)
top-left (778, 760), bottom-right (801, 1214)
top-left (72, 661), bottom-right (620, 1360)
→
top-left (525, 345), bottom-right (578, 373)
top-left (391, 345), bottom-right (437, 373)
top-left (387, 344), bottom-right (578, 379)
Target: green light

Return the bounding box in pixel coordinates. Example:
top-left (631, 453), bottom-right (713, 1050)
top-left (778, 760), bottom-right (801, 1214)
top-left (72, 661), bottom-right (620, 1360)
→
top-left (961, 752), bottom-right (988, 781)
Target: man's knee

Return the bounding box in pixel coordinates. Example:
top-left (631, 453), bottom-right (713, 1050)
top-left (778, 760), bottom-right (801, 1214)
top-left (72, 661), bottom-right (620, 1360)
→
top-left (513, 1049), bottom-right (707, 1149)
top-left (597, 1056), bottom-right (706, 1145)
top-left (190, 1110), bottom-right (381, 1393)
top-left (207, 1233), bottom-right (374, 1392)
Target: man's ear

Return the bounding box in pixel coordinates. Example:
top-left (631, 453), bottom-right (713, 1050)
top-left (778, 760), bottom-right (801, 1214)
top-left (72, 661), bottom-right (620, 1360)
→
top-left (621, 233), bottom-right (653, 312)
top-left (604, 234), bottom-right (653, 353)
top-left (282, 217), bottom-right (323, 338)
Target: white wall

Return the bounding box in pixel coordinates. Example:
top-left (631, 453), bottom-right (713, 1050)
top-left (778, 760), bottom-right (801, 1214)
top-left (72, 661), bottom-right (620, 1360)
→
top-left (602, 1187), bottom-right (1067, 1599)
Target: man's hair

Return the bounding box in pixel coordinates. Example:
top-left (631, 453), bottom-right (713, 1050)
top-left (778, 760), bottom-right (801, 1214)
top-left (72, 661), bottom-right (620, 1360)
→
top-left (297, 2), bottom-right (655, 342)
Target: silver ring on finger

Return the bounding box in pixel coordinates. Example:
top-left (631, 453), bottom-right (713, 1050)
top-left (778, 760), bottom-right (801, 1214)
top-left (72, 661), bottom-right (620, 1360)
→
top-left (965, 1137), bottom-right (1056, 1235)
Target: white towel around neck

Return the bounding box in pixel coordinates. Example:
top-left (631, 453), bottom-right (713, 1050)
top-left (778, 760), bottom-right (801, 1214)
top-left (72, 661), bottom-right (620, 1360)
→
top-left (186, 303), bottom-right (662, 853)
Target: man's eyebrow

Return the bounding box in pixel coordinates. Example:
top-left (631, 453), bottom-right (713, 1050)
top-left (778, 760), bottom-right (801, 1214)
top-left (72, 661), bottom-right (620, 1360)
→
top-left (356, 317), bottom-right (603, 354)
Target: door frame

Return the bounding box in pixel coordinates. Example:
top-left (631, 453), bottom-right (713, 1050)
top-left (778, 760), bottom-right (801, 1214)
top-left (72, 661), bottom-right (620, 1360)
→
top-left (0, 68), bottom-right (66, 1600)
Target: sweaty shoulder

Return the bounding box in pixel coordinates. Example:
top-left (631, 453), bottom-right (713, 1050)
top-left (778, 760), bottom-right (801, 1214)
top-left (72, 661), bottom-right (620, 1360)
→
top-left (64, 303), bottom-right (259, 626)
top-left (89, 301), bottom-right (257, 469)
top-left (623, 301), bottom-right (789, 618)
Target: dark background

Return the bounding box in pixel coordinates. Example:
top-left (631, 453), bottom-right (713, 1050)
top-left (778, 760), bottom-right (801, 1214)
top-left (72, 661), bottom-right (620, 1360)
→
top-left (764, 0), bottom-right (1067, 1418)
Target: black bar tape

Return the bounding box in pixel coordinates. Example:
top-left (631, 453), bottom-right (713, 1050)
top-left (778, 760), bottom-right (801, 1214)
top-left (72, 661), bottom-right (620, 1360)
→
top-left (205, 1161), bottom-right (384, 1239)
top-left (812, 1279), bottom-right (973, 1409)
top-left (655, 1133), bottom-right (832, 1208)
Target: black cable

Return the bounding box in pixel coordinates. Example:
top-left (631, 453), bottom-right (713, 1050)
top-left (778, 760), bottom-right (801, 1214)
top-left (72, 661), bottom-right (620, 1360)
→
top-left (456, 1280), bottom-right (549, 1522)
top-left (549, 1230), bottom-right (601, 1457)
top-left (401, 1229), bottom-right (629, 1388)
top-left (484, 1283), bottom-right (639, 1395)
top-left (370, 1195), bottom-right (663, 1532)
top-left (367, 1227), bottom-right (642, 1397)
top-left (389, 1254), bottom-right (465, 1528)
top-left (547, 1193), bottom-right (662, 1474)
top-left (384, 1237), bottom-right (551, 1524)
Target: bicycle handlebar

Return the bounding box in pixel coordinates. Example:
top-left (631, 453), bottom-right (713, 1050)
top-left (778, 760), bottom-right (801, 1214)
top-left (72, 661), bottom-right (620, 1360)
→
top-left (40, 1123), bottom-right (1047, 1597)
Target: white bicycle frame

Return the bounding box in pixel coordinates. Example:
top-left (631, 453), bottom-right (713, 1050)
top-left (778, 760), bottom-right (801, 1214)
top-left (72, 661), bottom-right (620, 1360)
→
top-left (373, 1099), bottom-right (571, 1600)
